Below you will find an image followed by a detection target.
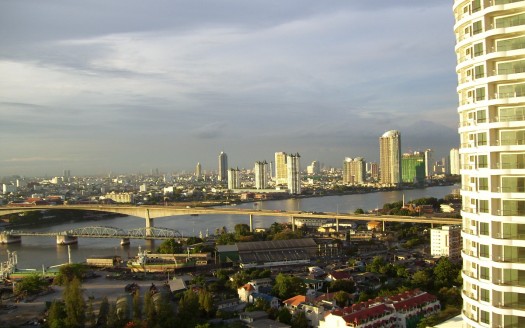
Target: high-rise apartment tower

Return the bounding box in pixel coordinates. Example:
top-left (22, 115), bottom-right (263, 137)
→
top-left (254, 161), bottom-right (268, 190)
top-left (275, 152), bottom-right (288, 185)
top-left (218, 152), bottom-right (228, 182)
top-left (287, 153), bottom-right (301, 195)
top-left (454, 1), bottom-right (525, 327)
top-left (379, 130), bottom-right (402, 186)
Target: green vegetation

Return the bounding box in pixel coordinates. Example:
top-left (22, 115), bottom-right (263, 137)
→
top-left (13, 274), bottom-right (50, 298)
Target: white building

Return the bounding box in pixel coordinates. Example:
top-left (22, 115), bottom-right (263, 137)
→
top-left (449, 148), bottom-right (460, 175)
top-left (343, 157), bottom-right (366, 185)
top-left (430, 225), bottom-right (462, 260)
top-left (227, 168), bottom-right (240, 190)
top-left (195, 162), bottom-right (202, 178)
top-left (306, 160), bottom-right (320, 175)
top-left (287, 153), bottom-right (301, 195)
top-left (379, 130), bottom-right (402, 186)
top-left (254, 161), bottom-right (268, 190)
top-left (2, 184), bottom-right (17, 194)
top-left (104, 192), bottom-right (135, 204)
top-left (424, 149), bottom-right (434, 178)
top-left (454, 1), bottom-right (525, 327)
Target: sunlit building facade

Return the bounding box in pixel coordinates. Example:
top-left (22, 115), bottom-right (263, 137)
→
top-left (379, 130), bottom-right (402, 186)
top-left (454, 0), bottom-right (525, 327)
top-left (287, 153), bottom-right (301, 195)
top-left (275, 152), bottom-right (288, 185)
top-left (218, 151), bottom-right (228, 182)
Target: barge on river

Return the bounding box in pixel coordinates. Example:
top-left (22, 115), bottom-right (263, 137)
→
top-left (127, 247), bottom-right (210, 273)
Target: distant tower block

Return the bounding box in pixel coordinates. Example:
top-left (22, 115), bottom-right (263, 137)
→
top-left (195, 162), bottom-right (202, 178)
top-left (218, 152), bottom-right (228, 182)
top-left (379, 130), bottom-right (401, 186)
top-left (287, 153), bottom-right (301, 195)
top-left (255, 161), bottom-right (268, 189)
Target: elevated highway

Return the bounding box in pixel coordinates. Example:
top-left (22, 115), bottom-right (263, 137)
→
top-left (0, 204), bottom-right (461, 229)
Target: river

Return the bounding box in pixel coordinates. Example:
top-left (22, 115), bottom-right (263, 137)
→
top-left (1, 185), bottom-right (458, 268)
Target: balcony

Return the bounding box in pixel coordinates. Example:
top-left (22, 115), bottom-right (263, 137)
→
top-left (497, 209), bottom-right (525, 216)
top-left (494, 232), bottom-right (525, 240)
top-left (462, 269), bottom-right (478, 279)
top-left (494, 256), bottom-right (525, 263)
top-left (496, 162), bottom-right (525, 169)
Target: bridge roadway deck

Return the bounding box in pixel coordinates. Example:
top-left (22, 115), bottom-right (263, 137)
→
top-left (0, 205), bottom-right (461, 225)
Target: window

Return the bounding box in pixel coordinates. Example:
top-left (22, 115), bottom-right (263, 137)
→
top-left (480, 266), bottom-right (490, 279)
top-left (479, 200), bottom-right (489, 213)
top-left (501, 153), bottom-right (525, 169)
top-left (480, 288), bottom-right (490, 302)
top-left (477, 132), bottom-right (487, 146)
top-left (480, 222), bottom-right (489, 235)
top-left (479, 178), bottom-right (489, 190)
top-left (472, 0), bottom-right (481, 13)
top-left (496, 13), bottom-right (525, 29)
top-left (478, 155), bottom-right (488, 168)
top-left (497, 35), bottom-right (525, 52)
top-left (474, 42), bottom-right (484, 56)
top-left (499, 83), bottom-right (525, 98)
top-left (502, 200), bottom-right (525, 216)
top-left (475, 87), bottom-right (486, 101)
top-left (501, 129), bottom-right (525, 146)
top-left (480, 310), bottom-right (490, 324)
top-left (502, 177), bottom-right (525, 192)
top-left (474, 65), bottom-right (485, 79)
top-left (473, 21), bottom-right (483, 35)
top-left (480, 244), bottom-right (490, 258)
top-left (500, 106), bottom-right (525, 122)
top-left (498, 59), bottom-right (525, 75)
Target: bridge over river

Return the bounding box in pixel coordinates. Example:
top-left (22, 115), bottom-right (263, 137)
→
top-left (0, 205), bottom-right (461, 244)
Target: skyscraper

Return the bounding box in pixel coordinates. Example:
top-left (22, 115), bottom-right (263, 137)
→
top-left (218, 151), bottom-right (228, 182)
top-left (401, 152), bottom-right (425, 184)
top-left (227, 168), bottom-right (240, 190)
top-left (275, 152), bottom-right (288, 185)
top-left (254, 161), bottom-right (268, 190)
top-left (450, 148), bottom-right (460, 175)
top-left (195, 162), bottom-right (202, 178)
top-left (424, 149), bottom-right (434, 178)
top-left (379, 130), bottom-right (401, 186)
top-left (343, 157), bottom-right (366, 185)
top-left (287, 153), bottom-right (301, 195)
top-left (454, 1), bottom-right (525, 327)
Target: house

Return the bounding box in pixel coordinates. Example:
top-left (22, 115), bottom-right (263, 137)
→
top-left (248, 292), bottom-right (279, 309)
top-left (245, 319), bottom-right (290, 328)
top-left (216, 298), bottom-right (244, 312)
top-left (283, 295), bottom-right (307, 314)
top-left (326, 271), bottom-right (352, 282)
top-left (239, 310), bottom-right (268, 323)
top-left (238, 283), bottom-right (256, 302)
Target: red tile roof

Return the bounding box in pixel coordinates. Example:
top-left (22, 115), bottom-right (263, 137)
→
top-left (283, 295), bottom-right (306, 307)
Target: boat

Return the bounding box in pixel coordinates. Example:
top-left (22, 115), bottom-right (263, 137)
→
top-left (126, 246), bottom-right (210, 273)
top-left (1, 251), bottom-right (61, 281)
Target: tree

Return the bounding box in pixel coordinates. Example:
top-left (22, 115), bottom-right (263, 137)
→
top-left (177, 289), bottom-right (200, 327)
top-left (412, 270), bottom-right (432, 290)
top-left (198, 289), bottom-right (215, 317)
top-left (234, 223), bottom-right (251, 237)
top-left (47, 300), bottom-right (66, 328)
top-left (433, 257), bottom-right (459, 290)
top-left (97, 297), bottom-right (110, 327)
top-left (157, 238), bottom-right (183, 254)
top-left (354, 208), bottom-right (365, 214)
top-left (272, 274), bottom-right (306, 299)
top-left (277, 307), bottom-right (292, 324)
top-left (63, 277), bottom-right (85, 328)
top-left (54, 263), bottom-right (88, 285)
top-left (291, 311), bottom-right (309, 328)
top-left (333, 291), bottom-right (351, 307)
top-left (13, 274), bottom-right (50, 297)
top-left (329, 280), bottom-right (356, 294)
top-left (132, 290), bottom-right (142, 321)
top-left (143, 291), bottom-right (156, 327)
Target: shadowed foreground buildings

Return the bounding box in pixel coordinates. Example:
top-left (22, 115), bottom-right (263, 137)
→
top-left (454, 0), bottom-right (525, 327)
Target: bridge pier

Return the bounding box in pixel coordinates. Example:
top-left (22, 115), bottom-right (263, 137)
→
top-left (145, 209), bottom-right (153, 237)
top-left (291, 216), bottom-right (295, 231)
top-left (336, 218), bottom-right (339, 232)
top-left (57, 235), bottom-right (78, 245)
top-left (120, 238), bottom-right (130, 246)
top-left (0, 234), bottom-right (21, 244)
top-left (383, 220), bottom-right (385, 232)
top-left (249, 214), bottom-right (253, 232)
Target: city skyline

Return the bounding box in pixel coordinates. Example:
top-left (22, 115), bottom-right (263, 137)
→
top-left (1, 1), bottom-right (458, 176)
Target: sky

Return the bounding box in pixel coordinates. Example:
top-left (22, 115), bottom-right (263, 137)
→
top-left (0, 0), bottom-right (459, 176)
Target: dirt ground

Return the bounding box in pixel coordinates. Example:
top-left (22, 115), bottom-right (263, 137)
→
top-left (0, 272), bottom-right (171, 327)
